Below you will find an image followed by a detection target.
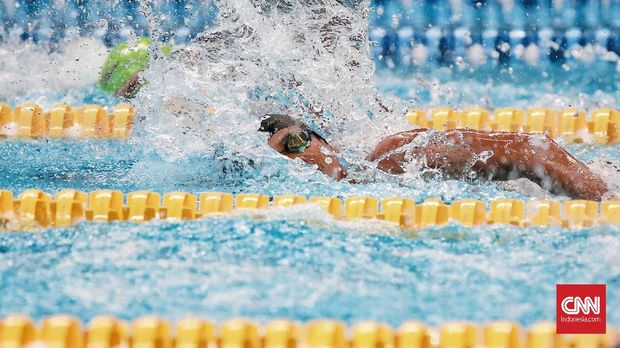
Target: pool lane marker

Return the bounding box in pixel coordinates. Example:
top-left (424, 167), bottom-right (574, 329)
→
top-left (0, 103), bottom-right (134, 139)
top-left (1, 189), bottom-right (619, 231)
top-left (407, 107), bottom-right (620, 144)
top-left (1, 103), bottom-right (620, 144)
top-left (0, 315), bottom-right (616, 348)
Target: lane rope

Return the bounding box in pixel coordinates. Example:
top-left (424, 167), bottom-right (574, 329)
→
top-left (2, 103), bottom-right (619, 144)
top-left (407, 107), bottom-right (620, 144)
top-left (1, 189), bottom-right (619, 231)
top-left (0, 103), bottom-right (134, 139)
top-left (0, 315), bottom-right (615, 348)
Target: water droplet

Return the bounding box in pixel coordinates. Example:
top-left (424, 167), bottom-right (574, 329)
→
top-left (478, 150), bottom-right (494, 163)
top-left (97, 19), bottom-right (108, 27)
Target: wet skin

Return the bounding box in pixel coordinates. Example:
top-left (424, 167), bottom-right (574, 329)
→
top-left (268, 126), bottom-right (347, 180)
top-left (268, 127), bottom-right (609, 201)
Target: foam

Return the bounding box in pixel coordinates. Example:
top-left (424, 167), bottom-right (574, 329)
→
top-left (0, 35), bottom-right (108, 101)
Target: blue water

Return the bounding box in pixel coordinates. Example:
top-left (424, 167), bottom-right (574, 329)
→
top-left (0, 117), bottom-right (619, 326)
top-left (1, 57), bottom-right (620, 326)
top-left (2, 0), bottom-right (620, 68)
top-left (1, 0), bottom-right (620, 329)
top-left (377, 64), bottom-right (620, 107)
top-left (1, 139), bottom-right (619, 201)
top-left (1, 215), bottom-right (619, 327)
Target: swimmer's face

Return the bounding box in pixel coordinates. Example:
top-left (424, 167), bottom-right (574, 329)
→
top-left (264, 121), bottom-right (346, 180)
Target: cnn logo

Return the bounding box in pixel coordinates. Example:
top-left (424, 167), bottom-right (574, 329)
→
top-left (561, 296), bottom-right (600, 315)
top-left (556, 284), bottom-right (606, 334)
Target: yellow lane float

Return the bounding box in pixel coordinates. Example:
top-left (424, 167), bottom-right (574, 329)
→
top-left (0, 316), bottom-right (616, 348)
top-left (1, 104), bottom-right (619, 143)
top-left (0, 103), bottom-right (134, 139)
top-left (407, 107), bottom-right (620, 144)
top-left (0, 189), bottom-right (619, 231)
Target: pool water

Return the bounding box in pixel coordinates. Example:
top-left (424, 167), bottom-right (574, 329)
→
top-left (1, 209), bottom-right (619, 327)
top-left (1, 0), bottom-right (620, 329)
top-left (0, 114), bottom-right (619, 327)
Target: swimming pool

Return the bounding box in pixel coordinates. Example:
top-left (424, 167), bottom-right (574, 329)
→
top-left (0, 0), bottom-right (619, 339)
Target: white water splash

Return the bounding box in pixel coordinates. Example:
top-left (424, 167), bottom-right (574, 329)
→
top-left (0, 33), bottom-right (108, 101)
top-left (588, 158), bottom-right (620, 199)
top-left (134, 0), bottom-right (409, 165)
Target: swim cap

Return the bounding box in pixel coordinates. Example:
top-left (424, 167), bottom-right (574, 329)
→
top-left (98, 37), bottom-right (171, 97)
top-left (258, 114), bottom-right (300, 135)
top-left (259, 114), bottom-right (329, 144)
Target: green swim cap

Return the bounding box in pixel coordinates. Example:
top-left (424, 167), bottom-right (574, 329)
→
top-left (98, 37), bottom-right (171, 96)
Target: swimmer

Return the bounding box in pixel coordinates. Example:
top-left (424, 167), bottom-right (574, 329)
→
top-left (102, 45), bottom-right (608, 200)
top-left (259, 114), bottom-right (609, 201)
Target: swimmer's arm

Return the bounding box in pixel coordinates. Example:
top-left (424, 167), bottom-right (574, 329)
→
top-left (492, 132), bottom-right (608, 201)
top-left (291, 138), bottom-right (347, 180)
top-left (366, 128), bottom-right (430, 174)
top-left (267, 128), bottom-right (290, 153)
top-left (455, 131), bottom-right (609, 200)
top-left (368, 129), bottom-right (608, 200)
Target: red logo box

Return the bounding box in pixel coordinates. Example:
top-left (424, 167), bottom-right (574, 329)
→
top-left (556, 284), bottom-right (606, 334)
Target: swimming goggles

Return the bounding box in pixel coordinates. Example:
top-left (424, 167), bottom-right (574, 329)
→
top-left (285, 128), bottom-right (312, 153)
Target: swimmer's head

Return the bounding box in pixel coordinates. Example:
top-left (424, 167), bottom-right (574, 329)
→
top-left (259, 114), bottom-right (328, 152)
top-left (98, 37), bottom-right (171, 97)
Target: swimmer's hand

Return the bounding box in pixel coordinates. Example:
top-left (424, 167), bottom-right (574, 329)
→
top-left (368, 129), bottom-right (609, 201)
